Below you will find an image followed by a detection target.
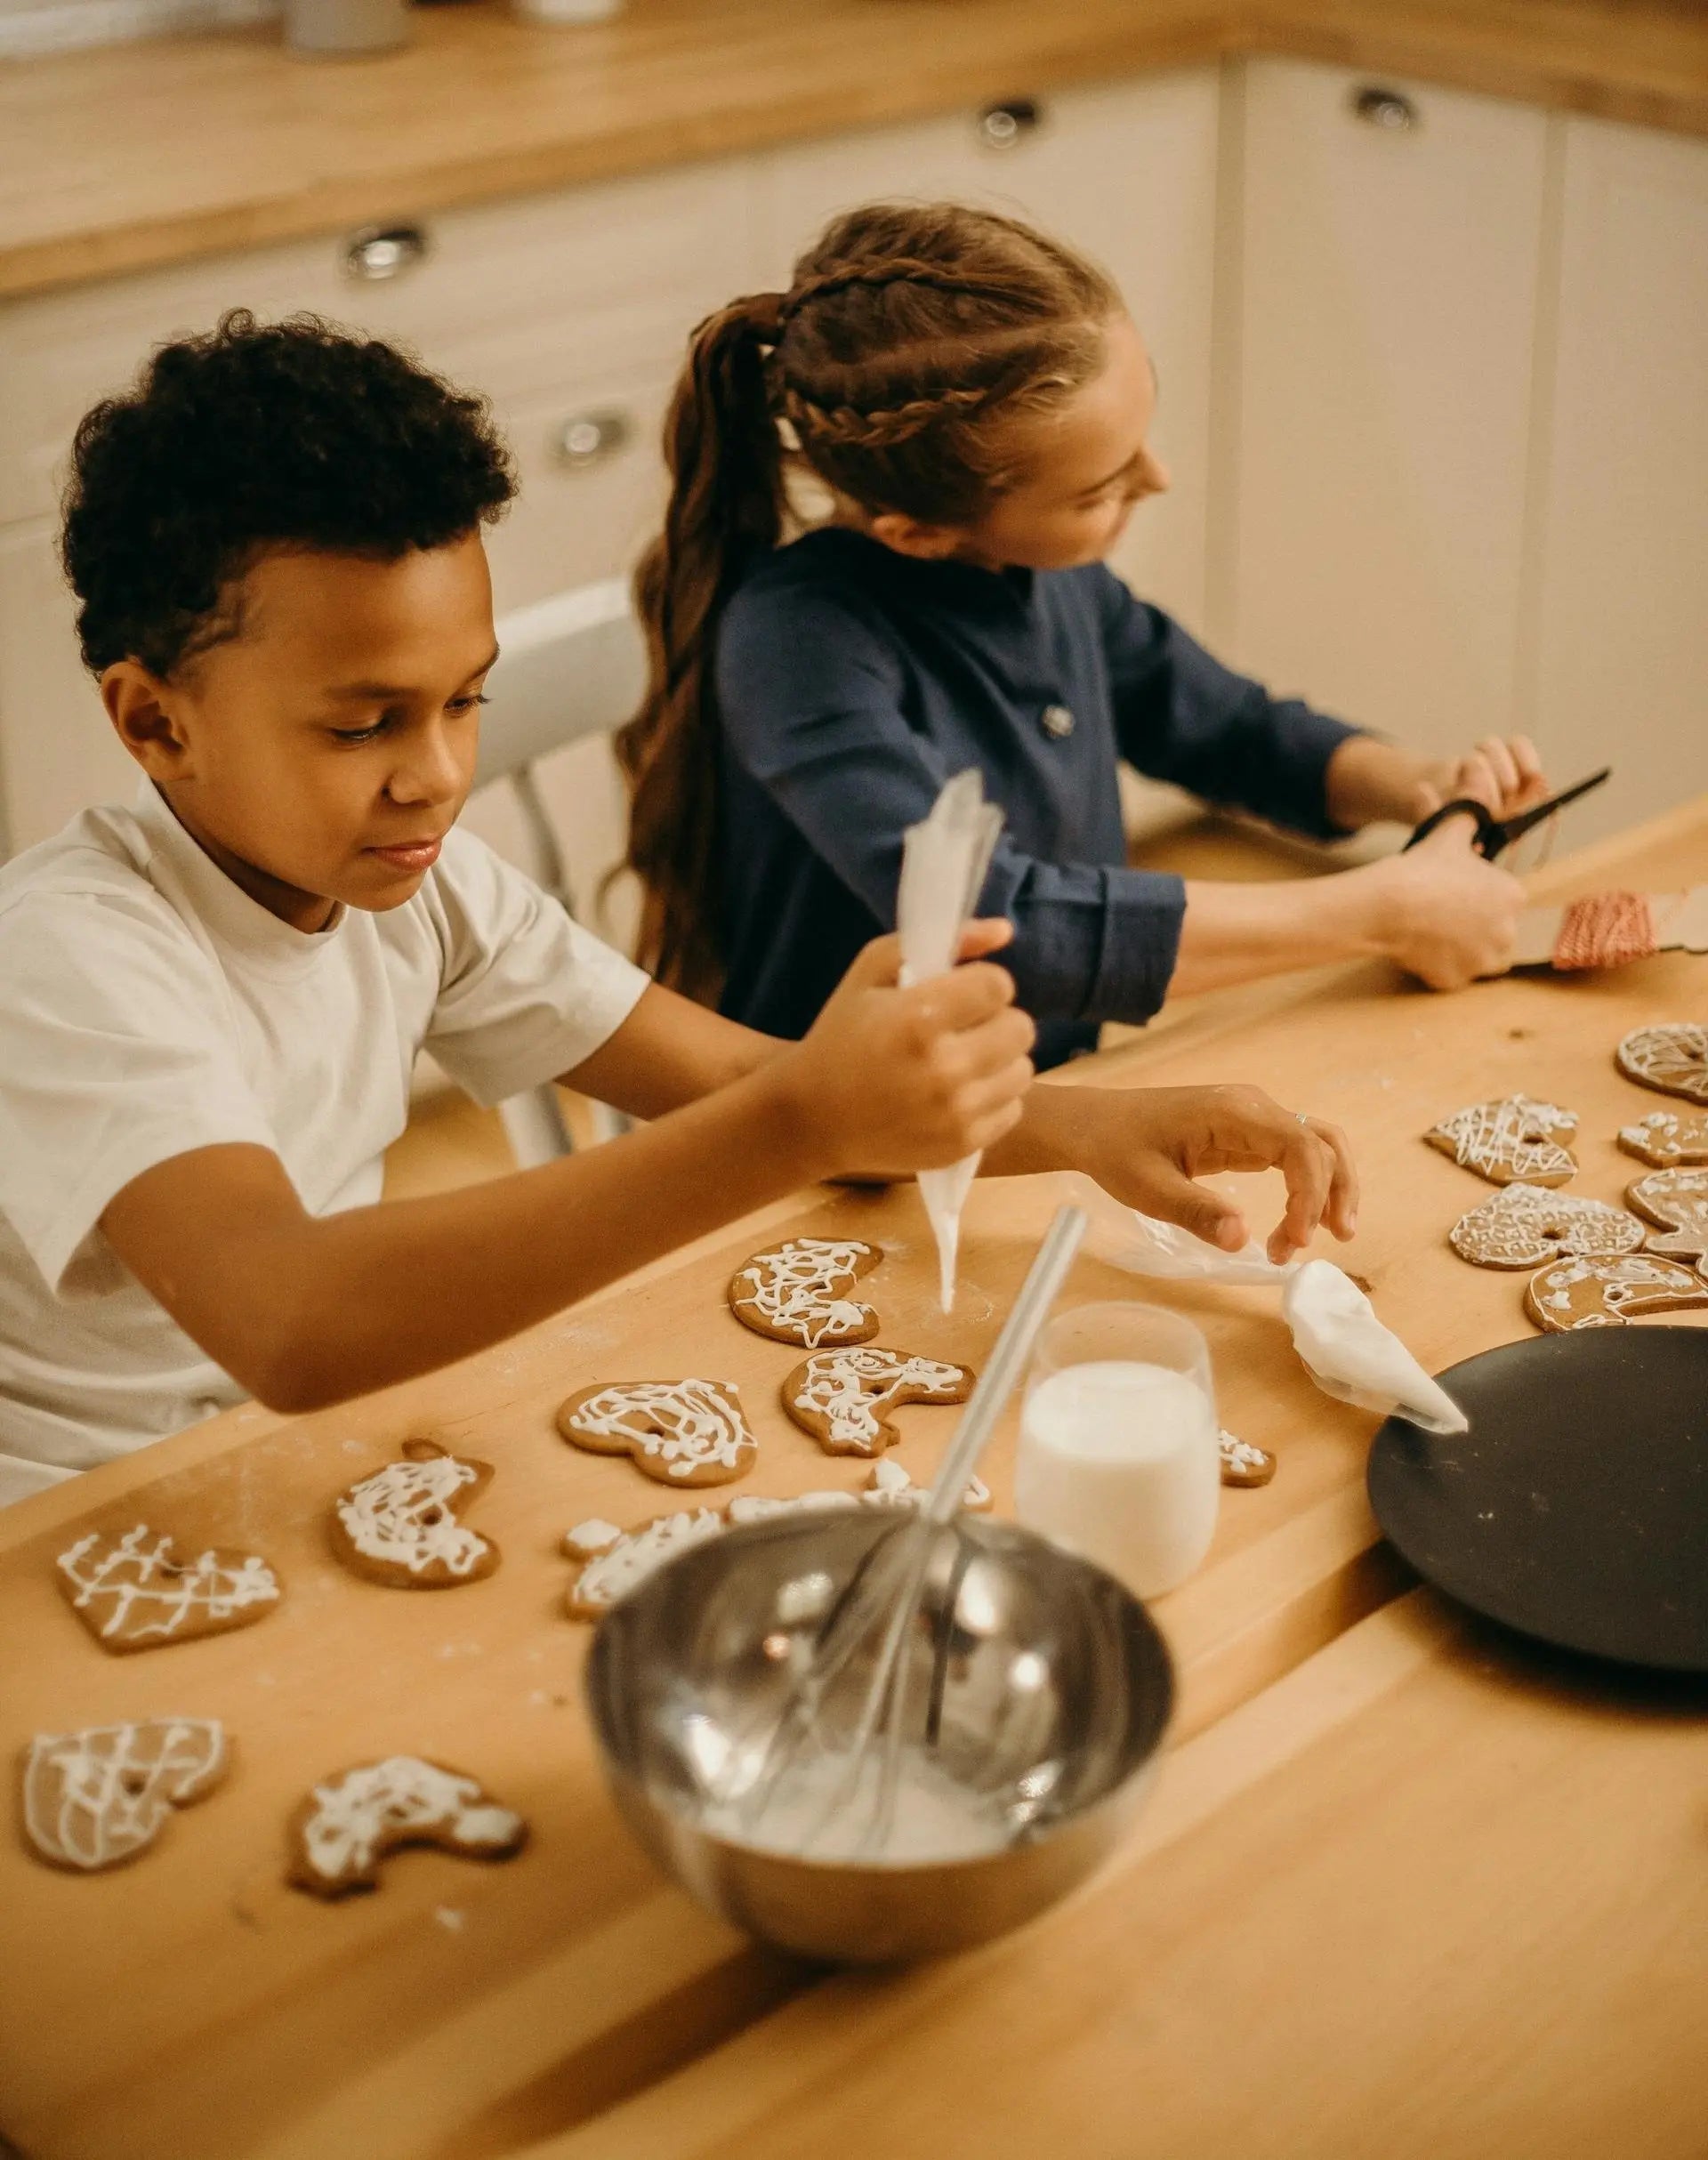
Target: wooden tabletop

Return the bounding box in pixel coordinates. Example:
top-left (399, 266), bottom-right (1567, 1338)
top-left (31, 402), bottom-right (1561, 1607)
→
top-left (2, 0), bottom-right (1706, 300)
top-left (533, 1586), bottom-right (1708, 2160)
top-left (0, 796), bottom-right (1704, 2159)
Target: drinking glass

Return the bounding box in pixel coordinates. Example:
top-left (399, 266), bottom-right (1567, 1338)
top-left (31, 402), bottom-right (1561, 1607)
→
top-left (1014, 1301), bottom-right (1220, 1600)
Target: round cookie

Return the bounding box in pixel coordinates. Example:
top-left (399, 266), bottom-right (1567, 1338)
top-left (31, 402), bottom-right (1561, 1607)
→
top-left (1524, 1253), bottom-right (1708, 1333)
top-left (1219, 1430), bottom-right (1276, 1488)
top-left (782, 1345), bottom-right (974, 1457)
top-left (1626, 1166), bottom-right (1708, 1260)
top-left (1424, 1095), bottom-right (1578, 1187)
top-left (1616, 1109), bottom-right (1708, 1169)
top-left (557, 1379), bottom-right (757, 1487)
top-left (1616, 1024), bottom-right (1708, 1106)
top-left (20, 1718), bottom-right (229, 1873)
top-left (1447, 1183), bottom-right (1644, 1269)
top-left (329, 1439), bottom-right (500, 1588)
top-left (56, 1526), bottom-right (280, 1653)
top-left (287, 1757), bottom-right (526, 1898)
top-left (728, 1237), bottom-right (882, 1349)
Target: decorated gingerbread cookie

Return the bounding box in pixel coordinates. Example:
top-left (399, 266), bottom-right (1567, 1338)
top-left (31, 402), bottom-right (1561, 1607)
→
top-left (20, 1718), bottom-right (229, 1873)
top-left (1626, 1167), bottom-right (1708, 1259)
top-left (560, 1462), bottom-right (992, 1619)
top-left (728, 1237), bottom-right (882, 1348)
top-left (1524, 1253), bottom-right (1708, 1332)
top-left (55, 1526), bottom-right (280, 1653)
top-left (1424, 1096), bottom-right (1578, 1186)
top-left (1615, 1024), bottom-right (1708, 1105)
top-left (287, 1756), bottom-right (527, 1898)
top-left (1218, 1431), bottom-right (1276, 1488)
top-left (330, 1439), bottom-right (499, 1589)
top-left (1447, 1183), bottom-right (1645, 1270)
top-left (1616, 1109), bottom-right (1708, 1169)
top-left (557, 1379), bottom-right (757, 1487)
top-left (782, 1346), bottom-right (974, 1457)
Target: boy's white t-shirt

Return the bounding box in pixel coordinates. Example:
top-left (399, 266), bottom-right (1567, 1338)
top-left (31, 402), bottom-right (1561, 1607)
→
top-left (0, 782), bottom-right (650, 1504)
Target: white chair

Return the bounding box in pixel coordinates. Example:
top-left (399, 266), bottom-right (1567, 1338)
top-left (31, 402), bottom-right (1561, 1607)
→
top-left (478, 578), bottom-right (648, 1166)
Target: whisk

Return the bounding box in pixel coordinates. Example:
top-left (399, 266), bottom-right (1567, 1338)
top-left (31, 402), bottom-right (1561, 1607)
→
top-left (732, 1202), bottom-right (1089, 1858)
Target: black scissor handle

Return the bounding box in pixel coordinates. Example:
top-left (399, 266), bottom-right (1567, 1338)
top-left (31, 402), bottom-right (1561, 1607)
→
top-left (1403, 798), bottom-right (1504, 858)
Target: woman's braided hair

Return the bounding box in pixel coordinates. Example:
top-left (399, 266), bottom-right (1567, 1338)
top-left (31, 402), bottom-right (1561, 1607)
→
top-left (615, 201), bottom-right (1120, 999)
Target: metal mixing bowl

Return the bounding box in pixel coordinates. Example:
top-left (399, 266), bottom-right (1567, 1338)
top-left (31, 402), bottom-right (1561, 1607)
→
top-left (584, 1509), bottom-right (1174, 1963)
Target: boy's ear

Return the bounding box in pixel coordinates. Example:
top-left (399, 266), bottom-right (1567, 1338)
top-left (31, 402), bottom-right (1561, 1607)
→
top-left (866, 511), bottom-right (968, 563)
top-left (101, 662), bottom-right (195, 780)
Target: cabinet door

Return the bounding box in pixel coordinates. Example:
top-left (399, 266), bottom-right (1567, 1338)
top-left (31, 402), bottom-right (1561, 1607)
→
top-left (758, 70), bottom-right (1220, 632)
top-left (0, 520), bottom-right (133, 854)
top-left (1221, 59), bottom-right (1548, 754)
top-left (1526, 117), bottom-right (1708, 842)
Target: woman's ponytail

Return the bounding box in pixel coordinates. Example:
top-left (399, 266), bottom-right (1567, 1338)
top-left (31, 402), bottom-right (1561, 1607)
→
top-left (616, 292), bottom-right (786, 998)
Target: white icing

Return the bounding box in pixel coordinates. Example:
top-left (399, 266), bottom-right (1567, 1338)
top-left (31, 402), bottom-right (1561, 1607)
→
top-left (864, 1459), bottom-right (991, 1511)
top-left (791, 1347), bottom-right (967, 1448)
top-left (1629, 1167), bottom-right (1708, 1253)
top-left (562, 1519), bottom-right (624, 1557)
top-left (297, 1757), bottom-right (522, 1883)
top-left (1530, 1253), bottom-right (1708, 1328)
top-left (1449, 1182), bottom-right (1644, 1268)
top-left (1618, 1024), bottom-right (1708, 1105)
top-left (1218, 1431), bottom-right (1272, 1476)
top-left (336, 1452), bottom-right (490, 1576)
top-left (1619, 1110), bottom-right (1708, 1166)
top-left (732, 1238), bottom-right (877, 1347)
top-left (56, 1525), bottom-right (279, 1643)
top-left (1430, 1096), bottom-right (1577, 1181)
top-left (22, 1719), bottom-right (226, 1870)
top-left (567, 1381), bottom-right (753, 1480)
top-left (725, 1489), bottom-right (860, 1525)
top-left (564, 1507), bottom-right (726, 1611)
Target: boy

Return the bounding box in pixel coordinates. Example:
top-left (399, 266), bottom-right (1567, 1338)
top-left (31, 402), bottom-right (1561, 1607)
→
top-left (0, 313), bottom-right (1353, 1503)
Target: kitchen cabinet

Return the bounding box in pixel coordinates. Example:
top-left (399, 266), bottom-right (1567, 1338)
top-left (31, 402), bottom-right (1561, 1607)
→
top-left (1216, 58), bottom-right (1550, 760)
top-left (759, 69), bottom-right (1221, 636)
top-left (1523, 115), bottom-right (1708, 843)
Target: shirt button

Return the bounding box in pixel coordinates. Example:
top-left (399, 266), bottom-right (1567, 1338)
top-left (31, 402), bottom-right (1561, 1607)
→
top-left (1040, 702), bottom-right (1075, 740)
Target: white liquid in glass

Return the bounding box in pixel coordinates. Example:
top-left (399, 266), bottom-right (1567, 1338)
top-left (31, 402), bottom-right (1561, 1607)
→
top-left (1016, 1358), bottom-right (1220, 1599)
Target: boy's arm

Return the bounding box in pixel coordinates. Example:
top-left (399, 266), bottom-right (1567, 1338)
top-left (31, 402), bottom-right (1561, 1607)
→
top-left (101, 939), bottom-right (1029, 1415)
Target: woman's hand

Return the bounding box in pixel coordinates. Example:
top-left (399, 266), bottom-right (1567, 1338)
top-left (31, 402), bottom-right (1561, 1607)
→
top-left (1022, 1082), bottom-right (1358, 1265)
top-left (1362, 818), bottom-right (1527, 987)
top-left (1325, 732), bottom-right (1550, 831)
top-left (777, 920), bottom-right (1035, 1181)
top-left (1411, 734), bottom-right (1549, 823)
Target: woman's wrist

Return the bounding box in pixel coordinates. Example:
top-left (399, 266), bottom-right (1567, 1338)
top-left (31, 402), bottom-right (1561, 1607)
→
top-left (1324, 736), bottom-right (1437, 829)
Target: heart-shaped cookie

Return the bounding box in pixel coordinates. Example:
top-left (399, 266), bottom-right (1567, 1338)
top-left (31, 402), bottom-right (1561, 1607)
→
top-left (56, 1526), bottom-right (281, 1653)
top-left (21, 1718), bottom-right (229, 1872)
top-left (728, 1237), bottom-right (882, 1348)
top-left (1425, 1096), bottom-right (1578, 1186)
top-left (558, 1379), bottom-right (757, 1486)
top-left (1615, 1024), bottom-right (1708, 1105)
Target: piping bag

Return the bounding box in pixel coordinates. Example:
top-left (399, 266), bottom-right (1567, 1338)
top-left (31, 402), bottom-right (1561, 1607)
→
top-left (1065, 1174), bottom-right (1468, 1434)
top-left (898, 770), bottom-right (1005, 1311)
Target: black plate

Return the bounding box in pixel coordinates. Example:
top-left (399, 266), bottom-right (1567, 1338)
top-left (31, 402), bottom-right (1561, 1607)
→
top-left (1368, 1328), bottom-right (1708, 1672)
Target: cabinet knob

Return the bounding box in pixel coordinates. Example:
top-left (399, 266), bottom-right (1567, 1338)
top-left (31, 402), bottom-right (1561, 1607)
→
top-left (1351, 85), bottom-right (1419, 133)
top-left (976, 98), bottom-right (1042, 151)
top-left (342, 223), bottom-right (429, 281)
top-left (556, 408), bottom-right (633, 470)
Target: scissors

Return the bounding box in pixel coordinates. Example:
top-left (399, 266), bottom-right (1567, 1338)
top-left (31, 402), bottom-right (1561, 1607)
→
top-left (1403, 765), bottom-right (1612, 862)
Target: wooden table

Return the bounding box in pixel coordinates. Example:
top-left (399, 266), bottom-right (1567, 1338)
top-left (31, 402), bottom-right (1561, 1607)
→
top-left (1, 800), bottom-right (1704, 2160)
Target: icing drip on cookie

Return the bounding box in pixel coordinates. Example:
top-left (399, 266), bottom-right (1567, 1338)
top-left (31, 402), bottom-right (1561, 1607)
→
top-left (294, 1758), bottom-right (524, 1892)
top-left (56, 1526), bottom-right (279, 1647)
top-left (788, 1346), bottom-right (970, 1454)
top-left (21, 1719), bottom-right (227, 1871)
top-left (564, 1380), bottom-right (755, 1482)
top-left (729, 1238), bottom-right (880, 1348)
top-left (336, 1452), bottom-right (491, 1577)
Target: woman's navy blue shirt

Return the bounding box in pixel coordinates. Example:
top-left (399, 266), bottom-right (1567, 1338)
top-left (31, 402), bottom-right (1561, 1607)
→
top-left (714, 528), bottom-right (1358, 1068)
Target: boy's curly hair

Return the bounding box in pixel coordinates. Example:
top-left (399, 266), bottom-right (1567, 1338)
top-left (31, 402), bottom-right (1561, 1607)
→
top-left (61, 309), bottom-right (517, 677)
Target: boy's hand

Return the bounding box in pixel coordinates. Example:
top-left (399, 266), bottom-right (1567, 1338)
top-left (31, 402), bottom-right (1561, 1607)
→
top-left (1412, 734), bottom-right (1549, 824)
top-left (777, 921), bottom-right (1035, 1180)
top-left (1366, 818), bottom-right (1527, 987)
top-left (1033, 1083), bottom-right (1358, 1265)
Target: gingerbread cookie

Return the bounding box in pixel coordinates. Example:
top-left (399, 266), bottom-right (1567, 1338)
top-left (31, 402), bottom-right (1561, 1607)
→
top-left (1524, 1253), bottom-right (1708, 1332)
top-left (557, 1379), bottom-right (756, 1487)
top-left (1615, 1024), bottom-right (1708, 1105)
top-left (330, 1439), bottom-right (499, 1589)
top-left (1219, 1431), bottom-right (1276, 1488)
top-left (561, 1463), bottom-right (992, 1620)
top-left (21, 1718), bottom-right (228, 1872)
top-left (1447, 1183), bottom-right (1644, 1270)
top-left (1626, 1167), bottom-right (1708, 1259)
top-left (782, 1346), bottom-right (974, 1457)
top-left (1424, 1096), bottom-right (1578, 1186)
top-left (288, 1756), bottom-right (526, 1898)
top-left (1617, 1109), bottom-right (1708, 1169)
top-left (728, 1237), bottom-right (882, 1348)
top-left (56, 1526), bottom-right (280, 1653)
